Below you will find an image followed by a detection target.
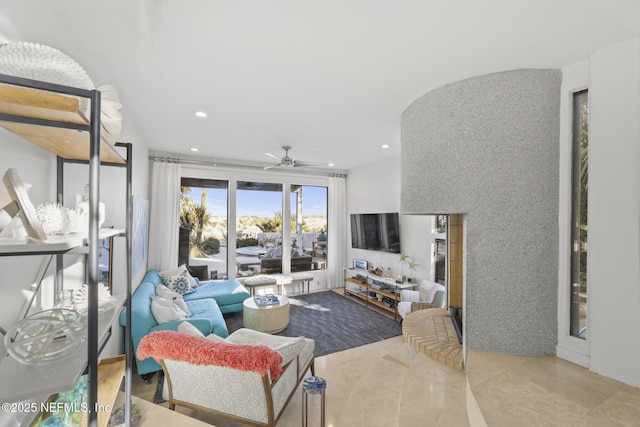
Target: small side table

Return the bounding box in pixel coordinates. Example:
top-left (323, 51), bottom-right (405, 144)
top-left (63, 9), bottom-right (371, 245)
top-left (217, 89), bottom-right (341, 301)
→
top-left (242, 295), bottom-right (290, 334)
top-left (302, 376), bottom-right (326, 427)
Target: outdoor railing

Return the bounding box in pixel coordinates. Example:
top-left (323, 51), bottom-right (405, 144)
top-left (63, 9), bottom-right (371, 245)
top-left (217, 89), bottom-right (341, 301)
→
top-left (257, 232), bottom-right (322, 251)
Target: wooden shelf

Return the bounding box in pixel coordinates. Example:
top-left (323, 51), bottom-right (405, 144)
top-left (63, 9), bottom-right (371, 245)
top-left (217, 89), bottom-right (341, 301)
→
top-left (0, 294), bottom-right (125, 403)
top-left (345, 277), bottom-right (367, 286)
top-left (30, 355), bottom-right (125, 427)
top-left (369, 286), bottom-right (398, 300)
top-left (344, 268), bottom-right (404, 320)
top-left (0, 84), bottom-right (125, 164)
top-left (344, 288), bottom-right (397, 314)
top-left (0, 85), bottom-right (86, 124)
top-left (86, 355), bottom-right (126, 427)
top-left (345, 287), bottom-right (367, 301)
top-left (367, 296), bottom-right (396, 313)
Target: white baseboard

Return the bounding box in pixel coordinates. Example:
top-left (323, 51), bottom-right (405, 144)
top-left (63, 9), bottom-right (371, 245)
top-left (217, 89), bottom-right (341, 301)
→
top-left (556, 345), bottom-right (590, 367)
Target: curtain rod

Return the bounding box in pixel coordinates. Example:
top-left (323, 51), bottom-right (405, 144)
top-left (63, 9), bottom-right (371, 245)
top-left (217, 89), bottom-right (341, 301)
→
top-left (149, 155), bottom-right (347, 178)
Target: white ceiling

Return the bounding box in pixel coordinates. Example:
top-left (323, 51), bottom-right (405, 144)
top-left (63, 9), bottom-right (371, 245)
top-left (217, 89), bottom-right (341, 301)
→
top-left (1, 1), bottom-right (639, 171)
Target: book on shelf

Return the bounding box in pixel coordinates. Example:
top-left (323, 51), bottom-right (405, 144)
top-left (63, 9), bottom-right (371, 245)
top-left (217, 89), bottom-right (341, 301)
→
top-left (253, 294), bottom-right (280, 306)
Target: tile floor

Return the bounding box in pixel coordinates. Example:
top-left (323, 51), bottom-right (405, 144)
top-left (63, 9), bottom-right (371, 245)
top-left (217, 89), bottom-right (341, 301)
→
top-left (128, 335), bottom-right (469, 427)
top-left (467, 349), bottom-right (640, 427)
top-left (128, 336), bottom-right (640, 426)
top-left (125, 287), bottom-right (640, 427)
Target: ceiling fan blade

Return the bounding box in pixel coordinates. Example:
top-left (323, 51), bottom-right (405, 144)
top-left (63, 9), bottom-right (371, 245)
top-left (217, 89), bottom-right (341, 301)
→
top-left (262, 146), bottom-right (331, 169)
top-left (294, 160), bottom-right (332, 167)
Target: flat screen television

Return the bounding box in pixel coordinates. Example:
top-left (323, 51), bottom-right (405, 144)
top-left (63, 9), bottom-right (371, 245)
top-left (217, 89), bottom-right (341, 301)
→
top-left (350, 212), bottom-right (401, 253)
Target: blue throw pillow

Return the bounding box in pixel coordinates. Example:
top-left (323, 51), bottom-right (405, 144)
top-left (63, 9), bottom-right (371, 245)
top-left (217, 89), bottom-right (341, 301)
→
top-left (159, 266), bottom-right (196, 295)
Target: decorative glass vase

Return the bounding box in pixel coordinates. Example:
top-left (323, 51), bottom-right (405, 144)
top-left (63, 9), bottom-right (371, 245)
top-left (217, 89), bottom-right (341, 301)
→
top-left (55, 289), bottom-right (76, 312)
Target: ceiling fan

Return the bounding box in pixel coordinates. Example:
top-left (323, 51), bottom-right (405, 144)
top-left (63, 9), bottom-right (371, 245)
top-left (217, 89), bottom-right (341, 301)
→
top-left (264, 146), bottom-right (333, 169)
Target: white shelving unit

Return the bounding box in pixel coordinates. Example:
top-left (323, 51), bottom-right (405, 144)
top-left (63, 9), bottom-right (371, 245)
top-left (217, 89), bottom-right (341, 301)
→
top-left (0, 73), bottom-right (132, 427)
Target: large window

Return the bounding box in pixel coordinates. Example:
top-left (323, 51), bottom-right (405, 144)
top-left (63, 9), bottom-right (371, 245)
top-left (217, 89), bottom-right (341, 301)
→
top-left (178, 177), bottom-right (328, 279)
top-left (570, 90), bottom-right (588, 339)
top-left (180, 178), bottom-right (228, 279)
top-left (237, 181), bottom-right (283, 274)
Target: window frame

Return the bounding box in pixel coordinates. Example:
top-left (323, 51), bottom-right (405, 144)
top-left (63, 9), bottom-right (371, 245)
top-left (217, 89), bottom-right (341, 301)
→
top-left (178, 167), bottom-right (330, 279)
top-left (569, 89), bottom-right (589, 340)
top-left (556, 60), bottom-right (590, 367)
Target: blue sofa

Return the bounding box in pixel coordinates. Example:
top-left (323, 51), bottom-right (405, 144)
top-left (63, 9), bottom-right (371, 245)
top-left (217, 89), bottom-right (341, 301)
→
top-left (120, 269), bottom-right (250, 375)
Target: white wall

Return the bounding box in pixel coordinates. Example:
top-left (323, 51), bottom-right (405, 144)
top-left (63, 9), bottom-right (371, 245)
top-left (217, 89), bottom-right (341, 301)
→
top-left (557, 37), bottom-right (640, 388)
top-left (588, 37), bottom-right (640, 387)
top-left (346, 156), bottom-right (435, 282)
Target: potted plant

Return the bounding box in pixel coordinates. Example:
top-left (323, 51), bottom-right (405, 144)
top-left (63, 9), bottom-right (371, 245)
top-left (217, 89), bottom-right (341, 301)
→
top-left (399, 253), bottom-right (409, 282)
top-left (408, 258), bottom-right (419, 283)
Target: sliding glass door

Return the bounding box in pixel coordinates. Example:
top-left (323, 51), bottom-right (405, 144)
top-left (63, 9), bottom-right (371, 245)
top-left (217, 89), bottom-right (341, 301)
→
top-left (291, 185), bottom-right (328, 271)
top-left (180, 178), bottom-right (228, 279)
top-left (237, 181), bottom-right (283, 274)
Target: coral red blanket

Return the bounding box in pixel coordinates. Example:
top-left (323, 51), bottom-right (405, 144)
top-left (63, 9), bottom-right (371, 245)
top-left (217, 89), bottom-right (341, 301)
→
top-left (137, 330), bottom-right (283, 379)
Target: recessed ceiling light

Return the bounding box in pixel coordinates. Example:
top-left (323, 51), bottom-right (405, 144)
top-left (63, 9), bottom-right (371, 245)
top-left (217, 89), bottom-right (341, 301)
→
top-left (328, 163), bottom-right (335, 167)
top-left (195, 111), bottom-right (207, 118)
top-left (381, 144), bottom-right (390, 149)
top-left (190, 147), bottom-right (199, 152)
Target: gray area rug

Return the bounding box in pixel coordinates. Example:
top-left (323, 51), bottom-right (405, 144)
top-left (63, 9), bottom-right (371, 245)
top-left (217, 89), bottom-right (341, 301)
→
top-left (224, 291), bottom-right (402, 357)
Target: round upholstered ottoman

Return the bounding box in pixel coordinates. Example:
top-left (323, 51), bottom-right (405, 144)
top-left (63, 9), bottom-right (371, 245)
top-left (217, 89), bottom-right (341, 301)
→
top-left (243, 296), bottom-right (290, 334)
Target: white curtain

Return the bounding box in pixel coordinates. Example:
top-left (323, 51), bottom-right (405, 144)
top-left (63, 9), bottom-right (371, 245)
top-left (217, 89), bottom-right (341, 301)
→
top-left (327, 176), bottom-right (347, 288)
top-left (148, 160), bottom-right (182, 271)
